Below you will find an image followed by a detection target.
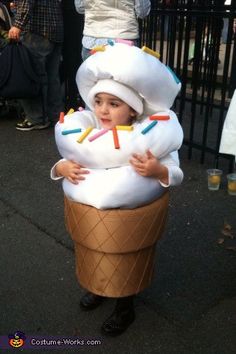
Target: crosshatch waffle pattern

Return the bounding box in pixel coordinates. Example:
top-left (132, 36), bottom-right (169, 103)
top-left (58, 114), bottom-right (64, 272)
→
top-left (64, 192), bottom-right (169, 297)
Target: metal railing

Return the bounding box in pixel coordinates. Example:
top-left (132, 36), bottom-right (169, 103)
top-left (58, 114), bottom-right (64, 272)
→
top-left (140, 0), bottom-right (236, 169)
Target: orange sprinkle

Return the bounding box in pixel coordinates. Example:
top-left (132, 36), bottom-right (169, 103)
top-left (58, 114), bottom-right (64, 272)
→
top-left (59, 112), bottom-right (64, 123)
top-left (112, 127), bottom-right (120, 149)
top-left (149, 115), bottom-right (170, 121)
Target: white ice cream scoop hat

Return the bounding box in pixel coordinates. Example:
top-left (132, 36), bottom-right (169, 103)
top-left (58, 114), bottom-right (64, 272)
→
top-left (76, 43), bottom-right (181, 116)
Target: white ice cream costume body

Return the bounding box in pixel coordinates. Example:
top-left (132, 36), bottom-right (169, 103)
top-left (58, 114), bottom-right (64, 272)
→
top-left (55, 43), bottom-right (183, 209)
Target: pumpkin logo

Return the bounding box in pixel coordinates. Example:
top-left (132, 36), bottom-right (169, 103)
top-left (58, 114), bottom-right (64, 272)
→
top-left (8, 331), bottom-right (26, 348)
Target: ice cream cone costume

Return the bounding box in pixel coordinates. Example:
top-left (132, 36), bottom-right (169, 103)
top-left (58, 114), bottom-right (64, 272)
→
top-left (54, 43), bottom-right (183, 297)
top-left (64, 192), bottom-right (169, 297)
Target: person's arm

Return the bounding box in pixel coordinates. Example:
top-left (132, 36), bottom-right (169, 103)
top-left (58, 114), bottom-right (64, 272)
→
top-left (74, 0), bottom-right (85, 14)
top-left (51, 159), bottom-right (90, 185)
top-left (129, 150), bottom-right (183, 186)
top-left (158, 152), bottom-right (183, 186)
top-left (51, 159), bottom-right (66, 180)
top-left (8, 0), bottom-right (35, 40)
top-left (134, 0), bottom-right (151, 19)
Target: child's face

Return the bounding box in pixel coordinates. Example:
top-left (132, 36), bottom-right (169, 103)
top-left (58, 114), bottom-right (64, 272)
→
top-left (94, 93), bottom-right (136, 129)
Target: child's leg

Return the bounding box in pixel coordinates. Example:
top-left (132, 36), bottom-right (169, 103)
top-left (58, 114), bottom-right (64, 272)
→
top-left (80, 292), bottom-right (104, 311)
top-left (101, 296), bottom-right (135, 336)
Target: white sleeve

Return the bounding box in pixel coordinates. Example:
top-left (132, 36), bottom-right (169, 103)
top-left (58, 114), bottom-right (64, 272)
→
top-left (50, 159), bottom-right (66, 180)
top-left (74, 0), bottom-right (85, 14)
top-left (158, 151), bottom-right (184, 187)
top-left (134, 0), bottom-right (151, 19)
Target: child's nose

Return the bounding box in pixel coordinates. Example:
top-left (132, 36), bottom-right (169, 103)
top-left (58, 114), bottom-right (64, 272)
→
top-left (100, 103), bottom-right (109, 113)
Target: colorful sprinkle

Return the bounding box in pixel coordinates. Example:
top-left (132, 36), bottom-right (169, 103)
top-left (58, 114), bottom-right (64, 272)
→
top-left (91, 45), bottom-right (106, 53)
top-left (149, 115), bottom-right (170, 121)
top-left (166, 66), bottom-right (181, 84)
top-left (67, 108), bottom-right (74, 115)
top-left (112, 127), bottom-right (120, 149)
top-left (141, 121), bottom-right (158, 134)
top-left (116, 125), bottom-right (133, 131)
top-left (59, 112), bottom-right (64, 123)
top-left (62, 128), bottom-right (82, 135)
top-left (116, 38), bottom-right (134, 46)
top-left (108, 39), bottom-right (115, 46)
top-left (77, 127), bottom-right (93, 143)
top-left (88, 129), bottom-right (109, 142)
top-left (142, 46), bottom-right (160, 59)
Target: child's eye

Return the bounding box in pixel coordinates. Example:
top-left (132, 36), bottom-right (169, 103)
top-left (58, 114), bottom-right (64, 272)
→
top-left (110, 102), bottom-right (119, 107)
top-left (94, 99), bottom-right (101, 105)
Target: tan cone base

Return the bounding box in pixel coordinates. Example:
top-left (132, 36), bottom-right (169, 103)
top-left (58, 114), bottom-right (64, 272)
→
top-left (64, 192), bottom-right (169, 298)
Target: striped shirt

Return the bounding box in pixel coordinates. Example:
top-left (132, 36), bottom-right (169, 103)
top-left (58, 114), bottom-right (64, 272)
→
top-left (13, 0), bottom-right (63, 43)
top-left (74, 0), bottom-right (151, 49)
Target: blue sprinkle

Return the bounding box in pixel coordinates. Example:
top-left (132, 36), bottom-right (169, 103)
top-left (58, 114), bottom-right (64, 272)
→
top-left (166, 66), bottom-right (181, 84)
top-left (108, 39), bottom-right (115, 46)
top-left (62, 128), bottom-right (82, 135)
top-left (141, 121), bottom-right (158, 134)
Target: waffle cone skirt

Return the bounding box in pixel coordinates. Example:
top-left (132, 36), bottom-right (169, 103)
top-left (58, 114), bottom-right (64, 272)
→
top-left (64, 191), bottom-right (169, 298)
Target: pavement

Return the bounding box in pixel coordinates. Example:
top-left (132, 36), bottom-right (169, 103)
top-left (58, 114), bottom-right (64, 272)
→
top-left (0, 110), bottom-right (236, 354)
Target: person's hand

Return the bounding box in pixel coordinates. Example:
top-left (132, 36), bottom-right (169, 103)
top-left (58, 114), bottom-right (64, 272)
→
top-left (8, 26), bottom-right (21, 41)
top-left (55, 160), bottom-right (89, 185)
top-left (129, 150), bottom-right (169, 184)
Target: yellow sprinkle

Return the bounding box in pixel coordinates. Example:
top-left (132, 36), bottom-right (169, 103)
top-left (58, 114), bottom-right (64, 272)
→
top-left (116, 125), bottom-right (133, 131)
top-left (77, 127), bottom-right (93, 143)
top-left (67, 108), bottom-right (74, 115)
top-left (142, 46), bottom-right (160, 59)
top-left (91, 45), bottom-right (106, 52)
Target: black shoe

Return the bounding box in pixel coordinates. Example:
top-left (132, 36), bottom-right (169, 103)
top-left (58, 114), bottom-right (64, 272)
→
top-left (80, 292), bottom-right (104, 311)
top-left (101, 302), bottom-right (135, 336)
top-left (16, 118), bottom-right (50, 131)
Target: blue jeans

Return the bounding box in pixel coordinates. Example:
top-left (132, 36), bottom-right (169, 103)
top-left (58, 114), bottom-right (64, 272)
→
top-left (20, 32), bottom-right (63, 124)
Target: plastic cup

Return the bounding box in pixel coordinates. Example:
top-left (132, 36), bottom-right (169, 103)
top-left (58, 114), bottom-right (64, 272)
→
top-left (227, 173), bottom-right (236, 196)
top-left (207, 169), bottom-right (222, 191)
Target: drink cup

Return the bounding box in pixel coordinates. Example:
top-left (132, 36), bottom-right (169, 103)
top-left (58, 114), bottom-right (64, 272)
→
top-left (207, 169), bottom-right (222, 191)
top-left (227, 173), bottom-right (236, 196)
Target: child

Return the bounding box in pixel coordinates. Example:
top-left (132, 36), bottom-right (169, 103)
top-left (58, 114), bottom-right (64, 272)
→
top-left (51, 43), bottom-right (183, 336)
top-left (74, 0), bottom-right (151, 60)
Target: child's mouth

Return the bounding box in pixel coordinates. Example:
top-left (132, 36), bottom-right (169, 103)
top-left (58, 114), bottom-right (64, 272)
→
top-left (100, 118), bottom-right (111, 125)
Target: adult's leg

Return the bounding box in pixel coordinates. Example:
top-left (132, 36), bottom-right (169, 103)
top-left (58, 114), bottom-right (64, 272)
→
top-left (18, 33), bottom-right (55, 125)
top-left (81, 46), bottom-right (91, 61)
top-left (46, 43), bottom-right (64, 124)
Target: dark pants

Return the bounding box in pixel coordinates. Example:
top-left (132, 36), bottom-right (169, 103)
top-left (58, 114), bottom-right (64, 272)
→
top-left (20, 32), bottom-right (64, 124)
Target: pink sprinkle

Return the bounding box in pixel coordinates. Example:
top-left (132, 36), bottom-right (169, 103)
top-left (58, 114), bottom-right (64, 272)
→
top-left (78, 106), bottom-right (84, 111)
top-left (116, 38), bottom-right (134, 46)
top-left (88, 129), bottom-right (109, 142)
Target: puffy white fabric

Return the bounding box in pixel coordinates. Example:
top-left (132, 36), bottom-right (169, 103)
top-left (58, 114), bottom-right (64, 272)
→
top-left (54, 110), bottom-right (183, 209)
top-left (219, 89), bottom-right (236, 160)
top-left (55, 110), bottom-right (183, 169)
top-left (76, 43), bottom-right (181, 115)
top-left (62, 165), bottom-right (165, 209)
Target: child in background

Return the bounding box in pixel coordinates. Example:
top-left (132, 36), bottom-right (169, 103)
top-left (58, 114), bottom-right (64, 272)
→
top-left (51, 43), bottom-right (183, 336)
top-left (74, 0), bottom-right (151, 60)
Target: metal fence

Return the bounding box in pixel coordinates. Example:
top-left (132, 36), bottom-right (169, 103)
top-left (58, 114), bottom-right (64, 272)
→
top-left (140, 0), bottom-right (236, 169)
